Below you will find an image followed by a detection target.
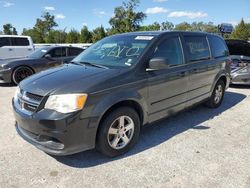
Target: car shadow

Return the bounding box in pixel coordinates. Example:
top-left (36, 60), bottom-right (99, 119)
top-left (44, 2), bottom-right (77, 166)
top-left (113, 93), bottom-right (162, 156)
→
top-left (230, 84), bottom-right (250, 89)
top-left (0, 83), bottom-right (16, 87)
top-left (52, 91), bottom-right (246, 168)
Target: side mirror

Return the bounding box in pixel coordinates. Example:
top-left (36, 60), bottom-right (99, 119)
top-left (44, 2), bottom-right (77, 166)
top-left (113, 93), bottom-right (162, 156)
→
top-left (146, 57), bottom-right (169, 71)
top-left (44, 54), bottom-right (52, 59)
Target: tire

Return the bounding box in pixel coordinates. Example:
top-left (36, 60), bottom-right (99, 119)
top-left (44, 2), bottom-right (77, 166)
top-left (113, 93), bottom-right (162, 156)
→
top-left (12, 66), bottom-right (34, 85)
top-left (96, 107), bottom-right (140, 157)
top-left (206, 79), bottom-right (225, 108)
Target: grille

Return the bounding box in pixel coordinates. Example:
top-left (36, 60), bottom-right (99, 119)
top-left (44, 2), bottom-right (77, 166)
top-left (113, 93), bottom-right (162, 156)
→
top-left (17, 90), bottom-right (43, 113)
top-left (26, 92), bottom-right (43, 102)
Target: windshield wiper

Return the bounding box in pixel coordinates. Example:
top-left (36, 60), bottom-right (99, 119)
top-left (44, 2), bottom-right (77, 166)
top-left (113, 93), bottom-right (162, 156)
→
top-left (77, 61), bottom-right (108, 69)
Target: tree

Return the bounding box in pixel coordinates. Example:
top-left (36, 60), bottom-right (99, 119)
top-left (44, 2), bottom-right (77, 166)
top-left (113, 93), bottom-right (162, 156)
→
top-left (161, 21), bottom-right (174, 31)
top-left (231, 19), bottom-right (250, 40)
top-left (109, 0), bottom-right (146, 34)
top-left (66, 29), bottom-right (80, 43)
top-left (92, 26), bottom-right (106, 42)
top-left (80, 26), bottom-right (92, 43)
top-left (3, 23), bottom-right (17, 35)
top-left (22, 28), bottom-right (44, 43)
top-left (174, 22), bottom-right (192, 31)
top-left (45, 30), bottom-right (67, 43)
top-left (139, 22), bottom-right (161, 31)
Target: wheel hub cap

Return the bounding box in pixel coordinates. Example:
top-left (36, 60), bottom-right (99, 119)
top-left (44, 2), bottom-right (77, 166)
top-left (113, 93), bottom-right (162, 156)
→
top-left (107, 115), bottom-right (135, 150)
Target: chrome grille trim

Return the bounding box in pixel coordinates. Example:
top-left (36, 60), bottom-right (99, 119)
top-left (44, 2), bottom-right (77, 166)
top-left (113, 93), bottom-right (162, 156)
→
top-left (17, 90), bottom-right (43, 114)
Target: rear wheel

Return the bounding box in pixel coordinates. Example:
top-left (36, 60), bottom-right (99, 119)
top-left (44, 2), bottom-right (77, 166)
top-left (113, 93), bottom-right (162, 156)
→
top-left (96, 107), bottom-right (140, 157)
top-left (206, 79), bottom-right (225, 108)
top-left (12, 66), bottom-right (34, 85)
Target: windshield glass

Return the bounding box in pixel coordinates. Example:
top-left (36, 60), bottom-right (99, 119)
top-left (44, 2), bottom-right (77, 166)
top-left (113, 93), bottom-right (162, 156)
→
top-left (72, 35), bottom-right (154, 68)
top-left (29, 47), bottom-right (50, 58)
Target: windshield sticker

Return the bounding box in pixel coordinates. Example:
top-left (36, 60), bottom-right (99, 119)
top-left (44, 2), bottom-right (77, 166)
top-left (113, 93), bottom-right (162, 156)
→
top-left (135, 36), bottom-right (154, 40)
top-left (41, 50), bottom-right (47, 53)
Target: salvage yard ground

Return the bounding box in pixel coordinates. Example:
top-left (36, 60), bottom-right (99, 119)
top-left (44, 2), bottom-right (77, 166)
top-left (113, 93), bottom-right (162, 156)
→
top-left (0, 85), bottom-right (250, 188)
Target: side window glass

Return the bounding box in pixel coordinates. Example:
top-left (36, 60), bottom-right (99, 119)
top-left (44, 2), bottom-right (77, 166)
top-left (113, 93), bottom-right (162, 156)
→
top-left (12, 37), bottom-right (29, 46)
top-left (0, 37), bottom-right (11, 47)
top-left (49, 48), bottom-right (67, 58)
top-left (152, 37), bottom-right (183, 66)
top-left (209, 36), bottom-right (229, 58)
top-left (68, 48), bottom-right (83, 56)
top-left (184, 36), bottom-right (210, 62)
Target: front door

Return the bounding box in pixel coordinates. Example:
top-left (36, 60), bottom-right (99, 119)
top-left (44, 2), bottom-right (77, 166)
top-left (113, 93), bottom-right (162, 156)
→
top-left (147, 36), bottom-right (189, 123)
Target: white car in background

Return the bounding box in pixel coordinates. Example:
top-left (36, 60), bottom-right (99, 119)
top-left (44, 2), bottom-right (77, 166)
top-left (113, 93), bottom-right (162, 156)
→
top-left (0, 35), bottom-right (34, 59)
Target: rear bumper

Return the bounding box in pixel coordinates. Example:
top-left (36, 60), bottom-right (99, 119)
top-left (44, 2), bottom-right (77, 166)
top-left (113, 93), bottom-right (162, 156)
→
top-left (0, 68), bottom-right (12, 83)
top-left (12, 99), bottom-right (97, 156)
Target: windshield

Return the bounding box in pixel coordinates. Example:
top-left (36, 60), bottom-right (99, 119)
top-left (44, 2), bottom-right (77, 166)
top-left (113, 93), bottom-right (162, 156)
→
top-left (29, 47), bottom-right (50, 58)
top-left (72, 35), bottom-right (154, 68)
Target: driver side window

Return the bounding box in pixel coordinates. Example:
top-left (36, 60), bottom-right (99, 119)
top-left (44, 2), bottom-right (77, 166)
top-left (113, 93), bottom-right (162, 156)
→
top-left (152, 37), bottom-right (184, 66)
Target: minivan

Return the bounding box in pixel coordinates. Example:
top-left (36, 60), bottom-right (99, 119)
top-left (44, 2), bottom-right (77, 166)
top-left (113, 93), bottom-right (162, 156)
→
top-left (0, 35), bottom-right (34, 59)
top-left (13, 31), bottom-right (231, 157)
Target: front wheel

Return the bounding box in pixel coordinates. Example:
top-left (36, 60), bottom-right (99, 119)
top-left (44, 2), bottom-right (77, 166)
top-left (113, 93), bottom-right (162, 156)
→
top-left (12, 66), bottom-right (34, 85)
top-left (206, 79), bottom-right (225, 108)
top-left (96, 107), bottom-right (140, 157)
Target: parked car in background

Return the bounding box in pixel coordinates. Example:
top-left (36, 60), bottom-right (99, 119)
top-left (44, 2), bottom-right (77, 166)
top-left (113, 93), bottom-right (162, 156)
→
top-left (226, 39), bottom-right (250, 85)
top-left (0, 35), bottom-right (34, 59)
top-left (13, 31), bottom-right (231, 157)
top-left (0, 46), bottom-right (83, 84)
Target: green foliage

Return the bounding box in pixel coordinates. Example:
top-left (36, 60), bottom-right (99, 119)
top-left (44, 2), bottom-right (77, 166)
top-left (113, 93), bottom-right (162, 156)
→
top-left (174, 22), bottom-right (192, 31)
top-left (66, 29), bottom-right (80, 43)
top-left (139, 22), bottom-right (160, 31)
top-left (231, 19), bottom-right (250, 40)
top-left (92, 26), bottom-right (106, 42)
top-left (22, 28), bottom-right (44, 43)
top-left (3, 23), bottom-right (18, 35)
top-left (22, 12), bottom-right (58, 43)
top-left (109, 0), bottom-right (146, 33)
top-left (45, 30), bottom-right (67, 43)
top-left (80, 26), bottom-right (92, 43)
top-left (161, 21), bottom-right (174, 31)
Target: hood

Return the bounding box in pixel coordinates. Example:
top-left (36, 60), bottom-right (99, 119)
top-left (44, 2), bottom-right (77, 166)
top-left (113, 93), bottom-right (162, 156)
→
top-left (0, 57), bottom-right (35, 67)
top-left (20, 63), bottom-right (121, 96)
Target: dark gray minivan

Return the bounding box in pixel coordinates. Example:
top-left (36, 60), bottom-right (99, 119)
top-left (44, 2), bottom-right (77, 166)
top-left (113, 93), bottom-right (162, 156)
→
top-left (12, 31), bottom-right (231, 157)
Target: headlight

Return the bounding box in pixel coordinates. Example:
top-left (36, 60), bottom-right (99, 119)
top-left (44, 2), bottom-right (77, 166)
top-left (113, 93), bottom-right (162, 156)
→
top-left (44, 94), bottom-right (88, 113)
top-left (14, 86), bottom-right (20, 100)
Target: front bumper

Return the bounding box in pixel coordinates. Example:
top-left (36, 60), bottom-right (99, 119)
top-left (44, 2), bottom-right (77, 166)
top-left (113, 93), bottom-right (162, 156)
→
top-left (231, 68), bottom-right (250, 85)
top-left (12, 99), bottom-right (97, 156)
top-left (0, 68), bottom-right (12, 83)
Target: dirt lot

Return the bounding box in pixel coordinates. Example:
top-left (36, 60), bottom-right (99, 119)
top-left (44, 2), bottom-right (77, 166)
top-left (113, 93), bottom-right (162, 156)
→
top-left (0, 85), bottom-right (250, 188)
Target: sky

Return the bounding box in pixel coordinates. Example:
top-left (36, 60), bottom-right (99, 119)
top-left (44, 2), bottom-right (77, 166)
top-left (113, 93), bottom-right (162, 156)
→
top-left (0, 0), bottom-right (249, 33)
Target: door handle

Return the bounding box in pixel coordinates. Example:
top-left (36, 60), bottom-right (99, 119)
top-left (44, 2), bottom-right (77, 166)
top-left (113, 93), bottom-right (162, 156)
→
top-left (9, 48), bottom-right (13, 51)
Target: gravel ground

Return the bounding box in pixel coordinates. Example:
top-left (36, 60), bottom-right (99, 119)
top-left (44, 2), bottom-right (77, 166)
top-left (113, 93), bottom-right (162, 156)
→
top-left (0, 84), bottom-right (250, 188)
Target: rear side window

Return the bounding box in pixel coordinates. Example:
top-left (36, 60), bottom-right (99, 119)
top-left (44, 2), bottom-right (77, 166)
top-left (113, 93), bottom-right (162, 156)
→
top-left (209, 36), bottom-right (229, 58)
top-left (68, 48), bottom-right (83, 56)
top-left (184, 36), bottom-right (210, 62)
top-left (11, 37), bottom-right (30, 46)
top-left (152, 37), bottom-right (183, 66)
top-left (0, 37), bottom-right (11, 47)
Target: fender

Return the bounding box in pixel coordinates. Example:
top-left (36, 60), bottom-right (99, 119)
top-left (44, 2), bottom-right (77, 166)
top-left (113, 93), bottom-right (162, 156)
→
top-left (89, 89), bottom-right (148, 129)
top-left (210, 69), bottom-right (230, 96)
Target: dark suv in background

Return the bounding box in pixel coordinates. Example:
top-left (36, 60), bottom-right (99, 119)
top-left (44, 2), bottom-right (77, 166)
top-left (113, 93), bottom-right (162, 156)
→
top-left (13, 31), bottom-right (231, 157)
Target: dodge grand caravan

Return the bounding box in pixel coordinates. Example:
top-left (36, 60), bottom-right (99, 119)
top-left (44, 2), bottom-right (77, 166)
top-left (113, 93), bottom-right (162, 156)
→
top-left (13, 31), bottom-right (231, 157)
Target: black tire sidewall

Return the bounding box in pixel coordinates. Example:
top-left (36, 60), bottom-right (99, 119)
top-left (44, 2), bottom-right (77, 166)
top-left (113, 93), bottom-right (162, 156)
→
top-left (12, 66), bottom-right (33, 85)
top-left (96, 107), bottom-right (140, 157)
top-left (209, 80), bottom-right (225, 108)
